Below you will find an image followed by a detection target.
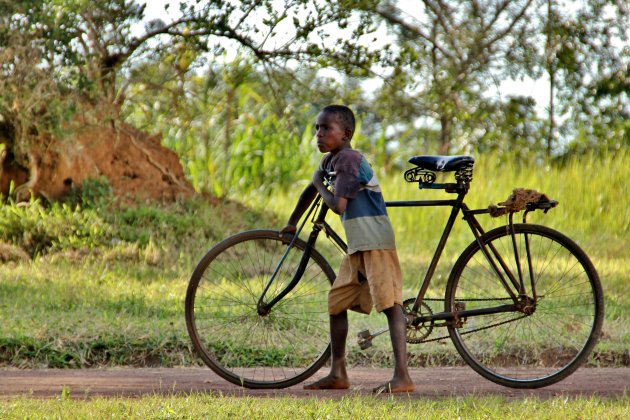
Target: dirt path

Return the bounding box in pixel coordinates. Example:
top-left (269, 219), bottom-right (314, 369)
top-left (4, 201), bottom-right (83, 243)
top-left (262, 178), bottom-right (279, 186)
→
top-left (1, 367), bottom-right (628, 399)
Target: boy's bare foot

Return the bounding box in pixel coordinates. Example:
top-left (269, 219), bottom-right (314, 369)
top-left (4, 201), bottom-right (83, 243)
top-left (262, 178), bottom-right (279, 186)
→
top-left (372, 379), bottom-right (415, 394)
top-left (303, 375), bottom-right (350, 390)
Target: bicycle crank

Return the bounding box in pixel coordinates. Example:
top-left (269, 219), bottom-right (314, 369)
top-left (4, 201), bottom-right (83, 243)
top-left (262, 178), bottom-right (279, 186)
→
top-left (357, 327), bottom-right (389, 350)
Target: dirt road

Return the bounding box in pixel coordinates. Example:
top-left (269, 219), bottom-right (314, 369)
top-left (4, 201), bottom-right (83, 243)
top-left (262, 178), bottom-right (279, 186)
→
top-left (0, 367), bottom-right (628, 399)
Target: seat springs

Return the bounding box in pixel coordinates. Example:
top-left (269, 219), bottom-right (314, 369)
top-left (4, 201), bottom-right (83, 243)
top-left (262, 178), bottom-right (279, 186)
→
top-left (455, 163), bottom-right (474, 185)
top-left (404, 167), bottom-right (437, 184)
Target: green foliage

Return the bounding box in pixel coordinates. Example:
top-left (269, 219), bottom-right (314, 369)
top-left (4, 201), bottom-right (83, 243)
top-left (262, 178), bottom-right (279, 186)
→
top-left (124, 57), bottom-right (371, 197)
top-left (0, 199), bottom-right (111, 257)
top-left (0, 182), bottom-right (273, 258)
top-left (0, 334), bottom-right (194, 368)
top-left (0, 0), bottom-right (628, 374)
top-left (223, 112), bottom-right (312, 195)
top-left (0, 7), bottom-right (76, 164)
top-left (368, 0), bottom-right (541, 152)
top-left (109, 201), bottom-right (212, 246)
top-left (64, 177), bottom-right (113, 208)
top-left (463, 96), bottom-right (548, 162)
top-left (1, 0), bottom-right (380, 199)
top-left (0, 194), bottom-right (277, 369)
top-left (539, 0), bottom-right (629, 154)
top-left (3, 0), bottom-right (628, 203)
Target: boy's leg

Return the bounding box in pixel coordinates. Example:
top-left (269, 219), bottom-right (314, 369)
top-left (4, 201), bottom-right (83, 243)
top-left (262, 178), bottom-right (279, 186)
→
top-left (373, 304), bottom-right (415, 394)
top-left (303, 311), bottom-right (350, 389)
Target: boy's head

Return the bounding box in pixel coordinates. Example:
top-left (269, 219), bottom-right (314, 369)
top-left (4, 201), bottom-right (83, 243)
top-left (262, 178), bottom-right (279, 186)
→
top-left (315, 105), bottom-right (355, 154)
top-left (321, 105), bottom-right (355, 137)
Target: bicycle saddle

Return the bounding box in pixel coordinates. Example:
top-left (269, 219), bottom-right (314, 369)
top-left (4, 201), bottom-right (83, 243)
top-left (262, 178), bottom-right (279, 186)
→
top-left (408, 155), bottom-right (475, 172)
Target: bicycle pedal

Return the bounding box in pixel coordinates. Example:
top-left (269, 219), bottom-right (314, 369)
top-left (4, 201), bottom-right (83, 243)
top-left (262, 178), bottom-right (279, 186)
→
top-left (358, 329), bottom-right (371, 339)
top-left (357, 329), bottom-right (374, 350)
top-left (358, 339), bottom-right (373, 350)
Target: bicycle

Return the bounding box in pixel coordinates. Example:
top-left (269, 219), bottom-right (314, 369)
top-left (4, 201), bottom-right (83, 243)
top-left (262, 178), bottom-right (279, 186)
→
top-left (185, 155), bottom-right (604, 390)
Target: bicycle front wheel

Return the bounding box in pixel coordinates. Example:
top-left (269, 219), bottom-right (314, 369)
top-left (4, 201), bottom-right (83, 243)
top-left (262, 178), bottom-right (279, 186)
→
top-left (445, 224), bottom-right (603, 388)
top-left (185, 230), bottom-right (335, 389)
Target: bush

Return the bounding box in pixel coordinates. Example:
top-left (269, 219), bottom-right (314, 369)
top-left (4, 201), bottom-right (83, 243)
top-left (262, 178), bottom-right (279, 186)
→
top-left (64, 176), bottom-right (113, 208)
top-left (0, 199), bottom-right (111, 258)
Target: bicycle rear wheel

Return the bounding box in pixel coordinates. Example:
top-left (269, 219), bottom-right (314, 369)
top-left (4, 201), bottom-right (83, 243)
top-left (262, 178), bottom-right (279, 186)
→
top-left (445, 224), bottom-right (603, 388)
top-left (185, 230), bottom-right (334, 389)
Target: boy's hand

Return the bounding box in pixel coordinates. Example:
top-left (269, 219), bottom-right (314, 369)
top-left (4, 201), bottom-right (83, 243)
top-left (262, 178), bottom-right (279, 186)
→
top-left (279, 224), bottom-right (296, 238)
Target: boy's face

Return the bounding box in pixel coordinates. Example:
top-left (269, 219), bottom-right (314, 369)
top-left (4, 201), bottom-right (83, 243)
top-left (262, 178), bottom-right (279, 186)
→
top-left (315, 111), bottom-right (350, 154)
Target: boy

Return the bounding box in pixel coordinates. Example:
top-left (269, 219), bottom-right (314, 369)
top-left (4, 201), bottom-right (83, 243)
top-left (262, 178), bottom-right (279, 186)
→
top-left (280, 105), bottom-right (415, 394)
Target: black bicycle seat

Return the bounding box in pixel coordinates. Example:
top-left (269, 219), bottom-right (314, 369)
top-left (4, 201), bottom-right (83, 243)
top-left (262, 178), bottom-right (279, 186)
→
top-left (408, 155), bottom-right (475, 172)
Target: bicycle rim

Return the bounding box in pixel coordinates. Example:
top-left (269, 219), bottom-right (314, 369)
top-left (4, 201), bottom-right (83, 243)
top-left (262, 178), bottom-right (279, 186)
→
top-left (185, 230), bottom-right (334, 389)
top-left (445, 224), bottom-right (603, 388)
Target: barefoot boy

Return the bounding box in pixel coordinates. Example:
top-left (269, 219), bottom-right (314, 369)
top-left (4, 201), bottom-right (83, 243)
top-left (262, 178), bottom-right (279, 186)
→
top-left (280, 105), bottom-right (415, 393)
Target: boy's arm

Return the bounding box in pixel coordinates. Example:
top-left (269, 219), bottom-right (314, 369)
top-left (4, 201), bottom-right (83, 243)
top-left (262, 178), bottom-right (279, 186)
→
top-left (312, 169), bottom-right (347, 215)
top-left (280, 183), bottom-right (318, 236)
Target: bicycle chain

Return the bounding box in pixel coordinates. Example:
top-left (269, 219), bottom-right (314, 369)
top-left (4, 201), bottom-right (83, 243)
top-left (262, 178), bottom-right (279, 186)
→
top-left (422, 297), bottom-right (513, 302)
top-left (409, 297), bottom-right (526, 344)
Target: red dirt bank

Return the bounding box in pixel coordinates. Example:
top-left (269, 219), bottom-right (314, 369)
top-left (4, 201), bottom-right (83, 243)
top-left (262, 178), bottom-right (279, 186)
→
top-left (1, 123), bottom-right (194, 202)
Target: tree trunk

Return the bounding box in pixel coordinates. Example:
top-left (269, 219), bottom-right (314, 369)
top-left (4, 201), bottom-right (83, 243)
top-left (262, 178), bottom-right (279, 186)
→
top-left (547, 69), bottom-right (555, 159)
top-left (223, 88), bottom-right (235, 189)
top-left (546, 0), bottom-right (556, 160)
top-left (438, 114), bottom-right (452, 155)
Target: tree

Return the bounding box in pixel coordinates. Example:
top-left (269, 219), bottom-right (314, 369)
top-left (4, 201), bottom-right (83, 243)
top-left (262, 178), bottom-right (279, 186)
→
top-left (0, 3), bottom-right (77, 198)
top-left (25, 0), bottom-right (381, 115)
top-left (466, 96), bottom-right (546, 161)
top-left (361, 0), bottom-right (539, 154)
top-left (0, 0), bottom-right (378, 200)
top-left (556, 1), bottom-right (628, 155)
top-left (533, 0), bottom-right (629, 158)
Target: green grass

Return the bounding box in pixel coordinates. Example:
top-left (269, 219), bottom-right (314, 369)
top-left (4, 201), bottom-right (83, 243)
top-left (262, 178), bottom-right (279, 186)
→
top-left (0, 151), bottom-right (628, 369)
top-left (0, 259), bottom-right (192, 367)
top-left (0, 197), bottom-right (276, 368)
top-left (1, 394), bottom-right (629, 419)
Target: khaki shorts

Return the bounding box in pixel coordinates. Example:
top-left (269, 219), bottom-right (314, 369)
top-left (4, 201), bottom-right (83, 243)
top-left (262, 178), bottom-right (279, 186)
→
top-left (328, 249), bottom-right (403, 315)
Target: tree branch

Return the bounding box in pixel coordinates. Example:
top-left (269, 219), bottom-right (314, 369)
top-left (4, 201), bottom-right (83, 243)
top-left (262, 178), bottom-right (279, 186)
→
top-left (374, 4), bottom-right (456, 61)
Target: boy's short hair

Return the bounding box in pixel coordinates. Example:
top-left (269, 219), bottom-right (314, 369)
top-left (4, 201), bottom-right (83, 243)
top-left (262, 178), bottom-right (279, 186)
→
top-left (322, 105), bottom-right (355, 135)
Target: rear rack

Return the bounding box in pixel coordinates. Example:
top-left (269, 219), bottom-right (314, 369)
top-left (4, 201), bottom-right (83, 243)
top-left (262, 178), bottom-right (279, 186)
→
top-left (488, 188), bottom-right (559, 219)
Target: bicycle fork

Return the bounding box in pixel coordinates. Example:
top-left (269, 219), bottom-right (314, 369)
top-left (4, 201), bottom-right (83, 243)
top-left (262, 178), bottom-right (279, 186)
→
top-left (257, 199), bottom-right (328, 316)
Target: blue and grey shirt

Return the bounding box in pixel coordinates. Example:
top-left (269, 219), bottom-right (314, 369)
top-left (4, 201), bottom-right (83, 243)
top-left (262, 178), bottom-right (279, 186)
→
top-left (320, 149), bottom-right (396, 254)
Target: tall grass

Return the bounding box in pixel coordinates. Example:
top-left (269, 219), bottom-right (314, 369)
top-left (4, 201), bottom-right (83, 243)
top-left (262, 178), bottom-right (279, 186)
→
top-left (247, 151), bottom-right (629, 284)
top-left (250, 150), bottom-right (629, 256)
top-left (245, 151), bottom-right (630, 358)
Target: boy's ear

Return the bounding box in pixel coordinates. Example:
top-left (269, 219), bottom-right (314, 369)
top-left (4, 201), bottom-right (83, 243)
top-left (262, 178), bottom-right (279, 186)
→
top-left (345, 129), bottom-right (353, 141)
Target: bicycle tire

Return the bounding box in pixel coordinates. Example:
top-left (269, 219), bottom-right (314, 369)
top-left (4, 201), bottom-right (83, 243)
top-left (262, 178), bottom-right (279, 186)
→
top-left (445, 224), bottom-right (603, 388)
top-left (185, 229), bottom-right (335, 389)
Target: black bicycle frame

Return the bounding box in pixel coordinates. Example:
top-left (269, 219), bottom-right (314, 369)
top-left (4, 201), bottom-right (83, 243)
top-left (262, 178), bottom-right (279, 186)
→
top-left (258, 190), bottom-right (529, 323)
top-left (386, 192), bottom-right (524, 325)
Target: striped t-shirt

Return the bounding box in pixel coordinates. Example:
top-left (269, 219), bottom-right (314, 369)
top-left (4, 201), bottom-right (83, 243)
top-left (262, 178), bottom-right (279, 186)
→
top-left (320, 149), bottom-right (396, 254)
